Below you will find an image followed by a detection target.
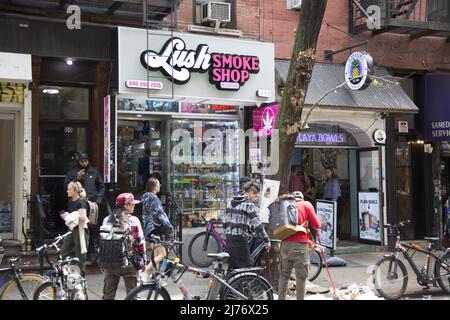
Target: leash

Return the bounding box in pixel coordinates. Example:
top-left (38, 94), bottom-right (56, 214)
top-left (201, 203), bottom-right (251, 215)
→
top-left (316, 233), bottom-right (338, 298)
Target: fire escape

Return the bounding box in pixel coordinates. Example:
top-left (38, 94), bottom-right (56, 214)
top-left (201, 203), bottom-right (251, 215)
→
top-left (350, 0), bottom-right (450, 40)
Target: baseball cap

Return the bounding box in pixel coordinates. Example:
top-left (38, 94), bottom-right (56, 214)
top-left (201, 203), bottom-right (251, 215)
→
top-left (78, 152), bottom-right (89, 160)
top-left (116, 193), bottom-right (140, 206)
top-left (292, 191), bottom-right (304, 200)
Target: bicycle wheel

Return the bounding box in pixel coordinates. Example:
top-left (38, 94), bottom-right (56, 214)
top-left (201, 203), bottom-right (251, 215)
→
top-left (188, 231), bottom-right (222, 268)
top-left (0, 274), bottom-right (48, 300)
top-left (308, 249), bottom-right (323, 282)
top-left (33, 281), bottom-right (57, 300)
top-left (434, 252), bottom-right (450, 294)
top-left (220, 273), bottom-right (274, 300)
top-left (374, 256), bottom-right (408, 300)
top-left (124, 283), bottom-right (171, 300)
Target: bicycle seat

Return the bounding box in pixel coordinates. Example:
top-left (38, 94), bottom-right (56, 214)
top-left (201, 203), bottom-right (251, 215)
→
top-left (207, 252), bottom-right (229, 262)
top-left (424, 237), bottom-right (439, 242)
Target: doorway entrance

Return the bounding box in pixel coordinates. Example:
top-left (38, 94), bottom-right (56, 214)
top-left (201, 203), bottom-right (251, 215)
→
top-left (0, 113), bottom-right (16, 238)
top-left (37, 86), bottom-right (90, 231)
top-left (116, 119), bottom-right (163, 196)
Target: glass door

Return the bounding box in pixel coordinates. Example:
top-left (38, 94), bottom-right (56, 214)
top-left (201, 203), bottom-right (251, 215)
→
top-left (38, 124), bottom-right (88, 229)
top-left (0, 113), bottom-right (15, 237)
top-left (38, 85), bottom-right (90, 230)
top-left (358, 148), bottom-right (383, 243)
top-left (116, 120), bottom-right (163, 196)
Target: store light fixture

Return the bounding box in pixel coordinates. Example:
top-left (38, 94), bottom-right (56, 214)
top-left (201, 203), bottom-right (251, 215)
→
top-left (42, 88), bottom-right (60, 95)
top-left (65, 58), bottom-right (74, 66)
top-left (136, 114), bottom-right (143, 118)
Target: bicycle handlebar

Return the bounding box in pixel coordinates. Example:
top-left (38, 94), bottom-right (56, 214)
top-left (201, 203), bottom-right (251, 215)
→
top-left (35, 231), bottom-right (71, 253)
top-left (150, 234), bottom-right (183, 247)
top-left (383, 220), bottom-right (411, 230)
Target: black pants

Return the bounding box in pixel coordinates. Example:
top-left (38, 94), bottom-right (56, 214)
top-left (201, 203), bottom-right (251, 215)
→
top-left (60, 227), bottom-right (90, 275)
top-left (226, 235), bottom-right (251, 270)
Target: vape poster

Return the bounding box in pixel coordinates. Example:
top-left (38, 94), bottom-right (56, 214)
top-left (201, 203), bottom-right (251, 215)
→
top-left (316, 200), bottom-right (337, 250)
top-left (259, 179), bottom-right (280, 224)
top-left (358, 192), bottom-right (381, 242)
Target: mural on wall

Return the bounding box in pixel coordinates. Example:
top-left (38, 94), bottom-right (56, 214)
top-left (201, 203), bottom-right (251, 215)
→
top-left (0, 83), bottom-right (25, 103)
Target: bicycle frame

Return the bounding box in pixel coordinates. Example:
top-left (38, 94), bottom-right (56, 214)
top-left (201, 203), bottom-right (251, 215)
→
top-left (389, 237), bottom-right (448, 285)
top-left (0, 260), bottom-right (29, 300)
top-left (173, 262), bottom-right (249, 300)
top-left (204, 222), bottom-right (227, 251)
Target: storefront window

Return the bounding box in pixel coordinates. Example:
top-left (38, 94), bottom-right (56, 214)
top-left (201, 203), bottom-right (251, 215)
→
top-left (117, 97), bottom-right (178, 112)
top-left (359, 150), bottom-right (380, 191)
top-left (179, 102), bottom-right (237, 114)
top-left (0, 114), bottom-right (15, 234)
top-left (116, 120), bottom-right (162, 195)
top-left (168, 120), bottom-right (239, 223)
top-left (39, 86), bottom-right (89, 120)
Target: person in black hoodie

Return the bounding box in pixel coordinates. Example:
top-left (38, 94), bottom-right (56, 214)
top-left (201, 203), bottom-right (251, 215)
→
top-left (64, 152), bottom-right (105, 262)
top-left (223, 182), bottom-right (271, 270)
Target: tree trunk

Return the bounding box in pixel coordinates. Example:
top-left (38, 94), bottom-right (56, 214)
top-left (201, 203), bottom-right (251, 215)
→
top-left (262, 0), bottom-right (327, 295)
top-left (271, 0), bottom-right (328, 194)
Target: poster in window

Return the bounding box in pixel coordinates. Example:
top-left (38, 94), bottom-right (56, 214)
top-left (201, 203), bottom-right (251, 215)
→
top-left (259, 179), bottom-right (280, 224)
top-left (358, 192), bottom-right (381, 242)
top-left (103, 95), bottom-right (116, 183)
top-left (316, 200), bottom-right (337, 250)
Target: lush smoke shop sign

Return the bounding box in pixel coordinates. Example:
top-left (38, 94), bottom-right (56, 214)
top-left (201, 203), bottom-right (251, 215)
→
top-left (345, 51), bottom-right (374, 91)
top-left (140, 37), bottom-right (260, 90)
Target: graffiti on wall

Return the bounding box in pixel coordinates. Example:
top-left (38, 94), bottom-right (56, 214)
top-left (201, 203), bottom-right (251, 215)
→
top-left (0, 83), bottom-right (25, 103)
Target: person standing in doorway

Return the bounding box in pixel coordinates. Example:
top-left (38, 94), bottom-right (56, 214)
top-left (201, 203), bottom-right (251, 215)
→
top-left (138, 148), bottom-right (151, 186)
top-left (278, 191), bottom-right (321, 300)
top-left (289, 166), bottom-right (305, 193)
top-left (323, 167), bottom-right (342, 239)
top-left (64, 152), bottom-right (105, 263)
top-left (323, 168), bottom-right (341, 202)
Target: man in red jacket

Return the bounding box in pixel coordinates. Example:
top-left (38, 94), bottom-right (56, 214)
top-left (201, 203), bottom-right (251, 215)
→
top-left (278, 191), bottom-right (321, 300)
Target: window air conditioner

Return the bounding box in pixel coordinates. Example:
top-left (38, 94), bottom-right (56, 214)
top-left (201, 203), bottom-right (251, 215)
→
top-left (287, 0), bottom-right (302, 10)
top-left (201, 1), bottom-right (231, 23)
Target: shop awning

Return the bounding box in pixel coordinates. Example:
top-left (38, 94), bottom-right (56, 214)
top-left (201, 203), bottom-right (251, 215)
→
top-left (275, 60), bottom-right (419, 114)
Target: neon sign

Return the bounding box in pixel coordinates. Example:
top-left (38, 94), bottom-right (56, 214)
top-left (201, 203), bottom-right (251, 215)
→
top-left (296, 133), bottom-right (347, 145)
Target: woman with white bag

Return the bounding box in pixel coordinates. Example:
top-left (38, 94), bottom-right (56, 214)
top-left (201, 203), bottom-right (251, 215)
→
top-left (59, 181), bottom-right (90, 275)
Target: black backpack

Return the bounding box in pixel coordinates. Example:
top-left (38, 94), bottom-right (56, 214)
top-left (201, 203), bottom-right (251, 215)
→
top-left (98, 223), bottom-right (130, 269)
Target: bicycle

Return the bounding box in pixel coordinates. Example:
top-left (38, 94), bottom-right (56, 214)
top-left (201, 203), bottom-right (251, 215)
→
top-left (0, 254), bottom-right (48, 300)
top-left (373, 220), bottom-right (450, 299)
top-left (187, 215), bottom-right (323, 281)
top-left (32, 232), bottom-right (88, 300)
top-left (125, 235), bottom-right (274, 300)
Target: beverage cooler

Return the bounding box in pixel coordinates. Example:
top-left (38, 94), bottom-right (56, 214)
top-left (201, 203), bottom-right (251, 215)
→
top-left (167, 120), bottom-right (239, 226)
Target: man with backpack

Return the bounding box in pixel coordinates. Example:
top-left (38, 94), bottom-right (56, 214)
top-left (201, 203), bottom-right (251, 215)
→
top-left (278, 191), bottom-right (321, 300)
top-left (223, 182), bottom-right (271, 270)
top-left (99, 193), bottom-right (146, 300)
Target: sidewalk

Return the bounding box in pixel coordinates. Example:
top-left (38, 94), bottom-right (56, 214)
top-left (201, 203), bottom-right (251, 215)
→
top-left (307, 251), bottom-right (449, 300)
top-left (82, 250), bottom-right (449, 300)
